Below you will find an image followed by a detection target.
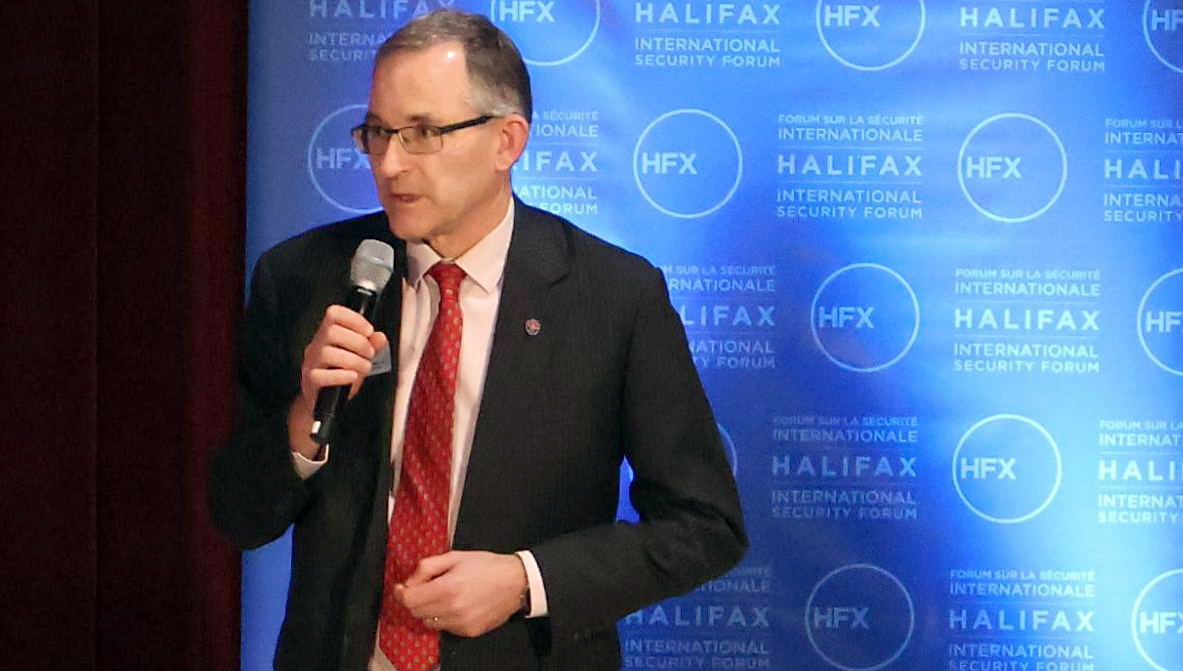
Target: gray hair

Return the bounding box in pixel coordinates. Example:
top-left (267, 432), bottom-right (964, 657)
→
top-left (376, 10), bottom-right (533, 124)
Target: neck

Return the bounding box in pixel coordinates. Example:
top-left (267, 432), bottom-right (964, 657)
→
top-left (426, 182), bottom-right (511, 259)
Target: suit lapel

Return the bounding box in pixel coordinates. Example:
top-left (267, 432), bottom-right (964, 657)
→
top-left (340, 219), bottom-right (405, 665)
top-left (453, 203), bottom-right (570, 548)
top-left (369, 231), bottom-right (406, 479)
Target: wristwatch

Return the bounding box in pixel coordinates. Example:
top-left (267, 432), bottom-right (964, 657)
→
top-left (518, 586), bottom-right (531, 616)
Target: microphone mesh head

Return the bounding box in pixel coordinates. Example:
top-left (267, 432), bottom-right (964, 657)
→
top-left (351, 239), bottom-right (395, 292)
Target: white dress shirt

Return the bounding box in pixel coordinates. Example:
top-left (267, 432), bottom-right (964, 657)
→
top-left (289, 199), bottom-right (548, 670)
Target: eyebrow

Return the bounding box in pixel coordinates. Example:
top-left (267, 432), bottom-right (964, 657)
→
top-left (364, 111), bottom-right (436, 126)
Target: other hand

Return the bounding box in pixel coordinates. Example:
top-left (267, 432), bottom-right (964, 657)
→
top-left (395, 551), bottom-right (528, 638)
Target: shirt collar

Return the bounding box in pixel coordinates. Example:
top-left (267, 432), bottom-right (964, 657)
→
top-left (404, 198), bottom-right (515, 294)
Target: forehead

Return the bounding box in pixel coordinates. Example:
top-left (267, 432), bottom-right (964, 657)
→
top-left (369, 41), bottom-right (472, 122)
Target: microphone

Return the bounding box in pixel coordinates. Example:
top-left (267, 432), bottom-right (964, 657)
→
top-left (310, 239), bottom-right (396, 445)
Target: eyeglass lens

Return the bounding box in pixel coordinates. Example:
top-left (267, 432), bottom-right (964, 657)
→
top-left (353, 125), bottom-right (443, 155)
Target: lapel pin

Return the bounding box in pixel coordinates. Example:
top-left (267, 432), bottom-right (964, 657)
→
top-left (524, 318), bottom-right (542, 336)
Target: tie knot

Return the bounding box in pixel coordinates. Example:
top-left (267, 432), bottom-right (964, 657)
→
top-left (427, 262), bottom-right (466, 297)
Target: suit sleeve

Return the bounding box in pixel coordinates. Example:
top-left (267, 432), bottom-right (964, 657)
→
top-left (209, 252), bottom-right (315, 549)
top-left (529, 265), bottom-right (748, 645)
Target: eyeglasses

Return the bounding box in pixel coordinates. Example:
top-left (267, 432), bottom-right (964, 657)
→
top-left (350, 115), bottom-right (495, 155)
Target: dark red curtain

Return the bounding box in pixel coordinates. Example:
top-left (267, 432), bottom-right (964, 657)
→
top-left (3, 1), bottom-right (246, 668)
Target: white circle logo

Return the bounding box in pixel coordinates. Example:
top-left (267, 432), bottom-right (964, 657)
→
top-left (810, 264), bottom-right (920, 373)
top-left (952, 414), bottom-right (1062, 524)
top-left (1144, 0), bottom-right (1183, 74)
top-left (1132, 569), bottom-right (1183, 671)
top-left (805, 563), bottom-right (915, 671)
top-left (815, 0), bottom-right (926, 71)
top-left (958, 113), bottom-right (1068, 223)
top-left (307, 104), bottom-right (381, 214)
top-left (492, 0), bottom-right (600, 66)
top-left (1137, 268), bottom-right (1183, 376)
top-left (633, 109), bottom-right (743, 219)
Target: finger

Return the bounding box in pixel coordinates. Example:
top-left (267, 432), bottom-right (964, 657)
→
top-left (405, 552), bottom-right (461, 587)
top-left (307, 368), bottom-right (359, 389)
top-left (317, 345), bottom-right (374, 374)
top-left (415, 612), bottom-right (450, 632)
top-left (348, 376), bottom-right (365, 400)
top-left (396, 581), bottom-right (448, 618)
top-left (324, 304), bottom-right (374, 336)
top-left (369, 330), bottom-right (389, 354)
top-left (322, 323), bottom-right (376, 359)
top-left (398, 555), bottom-right (464, 614)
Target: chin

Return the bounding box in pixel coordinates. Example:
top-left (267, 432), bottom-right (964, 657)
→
top-left (386, 215), bottom-right (440, 244)
top-left (386, 222), bottom-right (424, 243)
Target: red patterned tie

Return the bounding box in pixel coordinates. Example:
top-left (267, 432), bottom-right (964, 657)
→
top-left (379, 262), bottom-right (466, 671)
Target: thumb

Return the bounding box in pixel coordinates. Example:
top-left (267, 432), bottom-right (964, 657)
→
top-left (348, 332), bottom-right (388, 399)
top-left (404, 551), bottom-right (461, 587)
top-left (370, 330), bottom-right (389, 353)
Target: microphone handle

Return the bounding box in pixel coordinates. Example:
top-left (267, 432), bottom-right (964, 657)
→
top-left (310, 286), bottom-right (379, 446)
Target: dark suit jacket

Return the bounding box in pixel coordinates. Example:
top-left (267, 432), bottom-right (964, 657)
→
top-left (211, 201), bottom-right (747, 670)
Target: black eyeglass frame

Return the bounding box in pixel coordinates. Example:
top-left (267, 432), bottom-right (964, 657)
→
top-left (350, 115), bottom-right (496, 155)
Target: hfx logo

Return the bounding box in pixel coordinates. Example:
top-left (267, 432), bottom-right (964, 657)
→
top-left (805, 563), bottom-right (915, 670)
top-left (1144, 0), bottom-right (1183, 74)
top-left (491, 0), bottom-right (600, 66)
top-left (958, 113), bottom-right (1068, 223)
top-left (1132, 569), bottom-right (1183, 671)
top-left (307, 104), bottom-right (381, 214)
top-left (633, 109), bottom-right (743, 219)
top-left (952, 414), bottom-right (1062, 524)
top-left (816, 0), bottom-right (926, 71)
top-left (810, 263), bottom-right (920, 373)
top-left (1137, 268), bottom-right (1183, 376)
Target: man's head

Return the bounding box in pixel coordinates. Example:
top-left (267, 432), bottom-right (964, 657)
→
top-left (376, 10), bottom-right (532, 125)
top-left (357, 10), bottom-right (532, 258)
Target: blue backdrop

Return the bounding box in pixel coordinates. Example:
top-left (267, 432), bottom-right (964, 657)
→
top-left (244, 2), bottom-right (1183, 669)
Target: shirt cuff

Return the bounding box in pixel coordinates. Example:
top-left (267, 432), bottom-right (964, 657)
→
top-left (290, 445), bottom-right (329, 480)
top-left (515, 550), bottom-right (549, 618)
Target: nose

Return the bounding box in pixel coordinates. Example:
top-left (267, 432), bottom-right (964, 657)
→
top-left (375, 139), bottom-right (411, 178)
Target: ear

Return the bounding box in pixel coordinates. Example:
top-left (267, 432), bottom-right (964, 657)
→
top-left (493, 113), bottom-right (530, 172)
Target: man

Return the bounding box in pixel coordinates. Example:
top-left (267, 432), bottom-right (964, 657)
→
top-left (211, 9), bottom-right (745, 671)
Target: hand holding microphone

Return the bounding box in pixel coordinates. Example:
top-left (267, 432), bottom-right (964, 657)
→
top-left (289, 240), bottom-right (395, 457)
